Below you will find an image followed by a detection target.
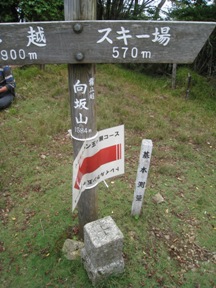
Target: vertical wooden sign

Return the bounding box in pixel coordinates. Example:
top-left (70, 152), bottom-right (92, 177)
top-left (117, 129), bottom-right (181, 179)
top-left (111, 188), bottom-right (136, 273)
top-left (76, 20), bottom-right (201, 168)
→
top-left (131, 139), bottom-right (153, 216)
top-left (64, 0), bottom-right (98, 239)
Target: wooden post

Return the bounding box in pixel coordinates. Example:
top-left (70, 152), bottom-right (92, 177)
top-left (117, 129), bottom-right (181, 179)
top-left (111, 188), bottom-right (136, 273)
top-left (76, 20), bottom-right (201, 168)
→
top-left (64, 0), bottom-right (98, 239)
top-left (172, 63), bottom-right (177, 89)
top-left (185, 73), bottom-right (192, 99)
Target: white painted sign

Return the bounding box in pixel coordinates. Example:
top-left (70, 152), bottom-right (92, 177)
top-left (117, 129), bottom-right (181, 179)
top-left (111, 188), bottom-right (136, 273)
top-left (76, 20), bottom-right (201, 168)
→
top-left (131, 139), bottom-right (153, 216)
top-left (97, 25), bottom-right (171, 61)
top-left (72, 76), bottom-right (95, 140)
top-left (72, 125), bottom-right (124, 211)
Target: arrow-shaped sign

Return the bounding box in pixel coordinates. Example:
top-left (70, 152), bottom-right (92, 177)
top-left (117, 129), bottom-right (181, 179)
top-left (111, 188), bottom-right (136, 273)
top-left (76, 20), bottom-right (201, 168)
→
top-left (0, 21), bottom-right (215, 65)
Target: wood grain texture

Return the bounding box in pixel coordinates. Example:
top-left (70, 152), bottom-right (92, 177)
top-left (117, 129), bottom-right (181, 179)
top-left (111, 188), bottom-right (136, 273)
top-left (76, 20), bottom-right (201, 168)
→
top-left (0, 21), bottom-right (215, 65)
top-left (64, 0), bottom-right (98, 239)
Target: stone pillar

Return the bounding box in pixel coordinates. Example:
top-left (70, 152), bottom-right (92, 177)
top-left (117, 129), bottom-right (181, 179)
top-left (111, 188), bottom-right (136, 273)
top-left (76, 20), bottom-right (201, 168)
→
top-left (81, 216), bottom-right (124, 285)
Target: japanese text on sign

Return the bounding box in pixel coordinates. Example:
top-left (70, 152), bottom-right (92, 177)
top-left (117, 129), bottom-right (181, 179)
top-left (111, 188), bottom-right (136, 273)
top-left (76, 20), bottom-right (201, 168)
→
top-left (0, 25), bottom-right (46, 62)
top-left (72, 125), bottom-right (124, 211)
top-left (1, 21), bottom-right (215, 65)
top-left (73, 77), bottom-right (95, 135)
top-left (97, 26), bottom-right (171, 60)
top-left (131, 139), bottom-right (153, 216)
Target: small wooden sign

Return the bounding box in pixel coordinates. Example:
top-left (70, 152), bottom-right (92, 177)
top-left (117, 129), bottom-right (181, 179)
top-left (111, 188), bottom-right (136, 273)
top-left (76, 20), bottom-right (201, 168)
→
top-left (131, 139), bottom-right (153, 217)
top-left (0, 21), bottom-right (215, 65)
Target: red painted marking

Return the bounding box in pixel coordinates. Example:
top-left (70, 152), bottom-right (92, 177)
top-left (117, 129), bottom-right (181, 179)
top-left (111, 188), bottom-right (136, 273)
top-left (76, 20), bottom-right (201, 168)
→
top-left (74, 144), bottom-right (121, 189)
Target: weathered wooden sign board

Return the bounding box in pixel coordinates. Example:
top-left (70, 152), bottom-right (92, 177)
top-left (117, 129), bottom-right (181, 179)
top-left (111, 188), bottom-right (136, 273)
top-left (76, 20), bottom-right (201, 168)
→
top-left (0, 21), bottom-right (215, 65)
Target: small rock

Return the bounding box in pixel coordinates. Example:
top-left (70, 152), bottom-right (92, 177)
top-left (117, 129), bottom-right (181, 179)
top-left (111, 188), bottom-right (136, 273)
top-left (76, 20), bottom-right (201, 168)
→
top-left (152, 193), bottom-right (165, 204)
top-left (62, 239), bottom-right (84, 260)
top-left (164, 235), bottom-right (170, 241)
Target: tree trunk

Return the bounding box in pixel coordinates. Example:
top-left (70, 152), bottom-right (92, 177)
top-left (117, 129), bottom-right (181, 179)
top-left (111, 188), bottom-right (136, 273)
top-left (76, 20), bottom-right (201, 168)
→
top-left (154, 0), bottom-right (166, 19)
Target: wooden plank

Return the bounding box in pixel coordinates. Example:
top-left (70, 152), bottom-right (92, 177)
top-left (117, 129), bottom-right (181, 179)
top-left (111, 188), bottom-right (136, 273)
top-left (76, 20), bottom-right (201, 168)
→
top-left (64, 0), bottom-right (98, 240)
top-left (0, 21), bottom-right (215, 65)
top-left (131, 139), bottom-right (153, 217)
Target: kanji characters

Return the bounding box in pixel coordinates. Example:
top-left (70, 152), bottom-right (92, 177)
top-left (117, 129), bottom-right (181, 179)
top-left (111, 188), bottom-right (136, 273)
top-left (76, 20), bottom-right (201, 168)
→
top-left (152, 27), bottom-right (171, 46)
top-left (75, 113), bottom-right (88, 124)
top-left (73, 80), bottom-right (87, 94)
top-left (136, 195), bottom-right (142, 201)
top-left (138, 181), bottom-right (145, 188)
top-left (73, 78), bottom-right (95, 131)
top-left (131, 140), bottom-right (153, 216)
top-left (143, 151), bottom-right (150, 159)
top-left (74, 98), bottom-right (89, 110)
top-left (140, 167), bottom-right (148, 173)
top-left (27, 26), bottom-right (46, 47)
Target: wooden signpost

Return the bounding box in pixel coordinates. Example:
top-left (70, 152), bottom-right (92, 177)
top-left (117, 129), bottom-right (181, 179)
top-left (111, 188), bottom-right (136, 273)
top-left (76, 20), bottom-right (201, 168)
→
top-left (0, 0), bottom-right (215, 236)
top-left (64, 0), bottom-right (98, 239)
top-left (0, 21), bottom-right (215, 65)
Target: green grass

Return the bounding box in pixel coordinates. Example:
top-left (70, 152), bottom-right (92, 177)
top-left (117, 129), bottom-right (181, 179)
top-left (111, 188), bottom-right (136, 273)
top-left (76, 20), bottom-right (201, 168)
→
top-left (0, 64), bottom-right (216, 287)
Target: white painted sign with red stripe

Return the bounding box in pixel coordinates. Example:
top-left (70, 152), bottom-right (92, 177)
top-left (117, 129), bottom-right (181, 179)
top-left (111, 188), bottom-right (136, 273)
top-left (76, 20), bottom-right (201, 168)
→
top-left (72, 125), bottom-right (124, 211)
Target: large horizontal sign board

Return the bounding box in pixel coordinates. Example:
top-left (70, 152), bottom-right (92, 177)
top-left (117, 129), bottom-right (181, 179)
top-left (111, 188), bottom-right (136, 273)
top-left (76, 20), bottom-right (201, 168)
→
top-left (0, 21), bottom-right (215, 65)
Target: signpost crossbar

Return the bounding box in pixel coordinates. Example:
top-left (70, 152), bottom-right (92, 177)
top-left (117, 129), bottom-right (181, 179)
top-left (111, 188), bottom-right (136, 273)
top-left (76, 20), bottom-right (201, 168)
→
top-left (0, 21), bottom-right (215, 65)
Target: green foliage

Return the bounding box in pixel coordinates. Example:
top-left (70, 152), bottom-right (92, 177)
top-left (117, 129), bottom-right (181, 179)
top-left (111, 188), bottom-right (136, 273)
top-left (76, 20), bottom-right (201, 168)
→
top-left (18, 0), bottom-right (64, 22)
top-left (0, 0), bottom-right (19, 22)
top-left (97, 0), bottom-right (161, 20)
top-left (175, 66), bottom-right (216, 102)
top-left (171, 5), bottom-right (216, 21)
top-left (0, 0), bottom-right (64, 22)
